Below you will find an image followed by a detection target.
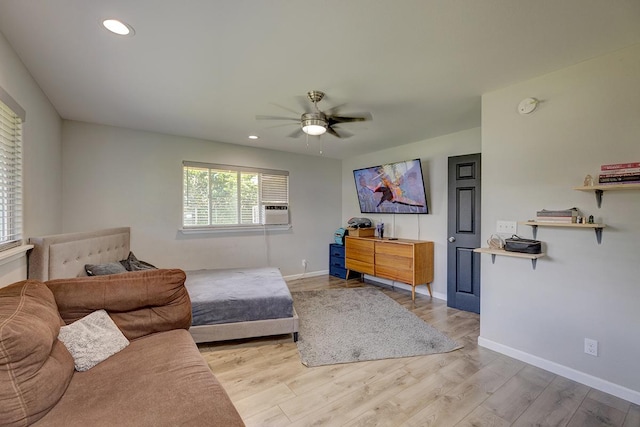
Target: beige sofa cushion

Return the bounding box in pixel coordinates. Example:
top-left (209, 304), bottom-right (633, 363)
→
top-left (0, 280), bottom-right (75, 427)
top-left (46, 269), bottom-right (192, 340)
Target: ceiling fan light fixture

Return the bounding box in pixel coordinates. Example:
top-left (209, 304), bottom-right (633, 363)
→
top-left (301, 113), bottom-right (327, 136)
top-left (302, 122), bottom-right (327, 136)
top-left (256, 91), bottom-right (372, 139)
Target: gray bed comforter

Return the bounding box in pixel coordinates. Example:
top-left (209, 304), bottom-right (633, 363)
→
top-left (185, 267), bottom-right (294, 326)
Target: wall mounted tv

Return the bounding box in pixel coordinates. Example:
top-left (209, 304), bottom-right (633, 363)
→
top-left (353, 158), bottom-right (429, 214)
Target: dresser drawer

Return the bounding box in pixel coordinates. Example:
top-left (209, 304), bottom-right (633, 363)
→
top-left (330, 244), bottom-right (345, 258)
top-left (345, 238), bottom-right (374, 263)
top-left (375, 253), bottom-right (413, 270)
top-left (330, 255), bottom-right (345, 269)
top-left (375, 241), bottom-right (413, 258)
top-left (393, 268), bottom-right (414, 284)
top-left (376, 265), bottom-right (414, 284)
top-left (329, 265), bottom-right (359, 279)
top-left (329, 265), bottom-right (347, 279)
top-left (346, 258), bottom-right (375, 275)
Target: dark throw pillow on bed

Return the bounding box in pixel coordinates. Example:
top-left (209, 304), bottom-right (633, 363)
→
top-left (120, 251), bottom-right (157, 272)
top-left (85, 262), bottom-right (128, 276)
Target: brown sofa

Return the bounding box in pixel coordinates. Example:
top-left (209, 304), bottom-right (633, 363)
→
top-left (0, 269), bottom-right (244, 427)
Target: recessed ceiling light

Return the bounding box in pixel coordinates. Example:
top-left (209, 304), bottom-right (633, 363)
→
top-left (248, 135), bottom-right (259, 140)
top-left (102, 19), bottom-right (135, 36)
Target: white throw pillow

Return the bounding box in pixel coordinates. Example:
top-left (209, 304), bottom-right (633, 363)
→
top-left (57, 309), bottom-right (130, 372)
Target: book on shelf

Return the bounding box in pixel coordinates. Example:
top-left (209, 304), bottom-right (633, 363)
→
top-left (601, 162), bottom-right (640, 171)
top-left (598, 168), bottom-right (640, 176)
top-left (536, 208), bottom-right (578, 217)
top-left (598, 180), bottom-right (640, 185)
top-left (534, 217), bottom-right (576, 223)
top-left (598, 174), bottom-right (640, 183)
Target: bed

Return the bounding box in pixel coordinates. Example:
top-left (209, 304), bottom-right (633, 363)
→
top-left (28, 227), bottom-right (299, 343)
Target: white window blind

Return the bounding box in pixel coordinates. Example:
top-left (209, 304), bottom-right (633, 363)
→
top-left (0, 89), bottom-right (24, 252)
top-left (183, 161), bottom-right (289, 228)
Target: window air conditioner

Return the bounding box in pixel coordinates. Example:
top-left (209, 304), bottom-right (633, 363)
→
top-left (262, 204), bottom-right (289, 225)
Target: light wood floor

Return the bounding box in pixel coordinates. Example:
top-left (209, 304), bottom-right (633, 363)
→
top-left (198, 275), bottom-right (639, 427)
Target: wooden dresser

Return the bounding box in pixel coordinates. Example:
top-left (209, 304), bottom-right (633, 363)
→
top-left (345, 236), bottom-right (434, 301)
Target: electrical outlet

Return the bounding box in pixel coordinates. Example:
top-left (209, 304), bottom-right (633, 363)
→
top-left (496, 220), bottom-right (517, 235)
top-left (584, 338), bottom-right (598, 356)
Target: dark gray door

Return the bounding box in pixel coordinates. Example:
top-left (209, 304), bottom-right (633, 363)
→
top-left (447, 154), bottom-right (481, 313)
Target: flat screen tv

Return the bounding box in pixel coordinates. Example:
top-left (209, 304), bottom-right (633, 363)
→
top-left (353, 159), bottom-right (429, 214)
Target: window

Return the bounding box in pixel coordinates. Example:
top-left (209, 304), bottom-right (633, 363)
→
top-left (182, 161), bottom-right (289, 228)
top-left (0, 88), bottom-right (25, 252)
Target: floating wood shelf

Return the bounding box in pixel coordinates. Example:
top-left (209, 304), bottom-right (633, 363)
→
top-left (574, 183), bottom-right (640, 208)
top-left (473, 248), bottom-right (544, 269)
top-left (520, 221), bottom-right (606, 244)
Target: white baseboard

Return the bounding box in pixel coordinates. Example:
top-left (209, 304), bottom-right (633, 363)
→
top-left (432, 290), bottom-right (447, 301)
top-left (364, 275), bottom-right (447, 302)
top-left (283, 271), bottom-right (447, 301)
top-left (282, 269), bottom-right (329, 281)
top-left (478, 336), bottom-right (640, 405)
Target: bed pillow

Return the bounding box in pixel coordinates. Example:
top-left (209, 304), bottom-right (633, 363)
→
top-left (120, 251), bottom-right (157, 271)
top-left (85, 262), bottom-right (128, 276)
top-left (57, 309), bottom-right (129, 372)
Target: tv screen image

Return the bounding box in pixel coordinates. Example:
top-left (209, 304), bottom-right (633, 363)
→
top-left (353, 159), bottom-right (429, 214)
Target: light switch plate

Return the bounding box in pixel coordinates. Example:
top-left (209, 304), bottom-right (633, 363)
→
top-left (497, 220), bottom-right (517, 235)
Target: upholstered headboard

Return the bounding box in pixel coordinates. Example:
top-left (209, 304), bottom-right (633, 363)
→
top-left (28, 227), bottom-right (131, 281)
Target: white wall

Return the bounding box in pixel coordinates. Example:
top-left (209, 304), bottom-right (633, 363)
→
top-left (61, 121), bottom-right (342, 277)
top-left (0, 31), bottom-right (62, 287)
top-left (342, 127), bottom-right (481, 299)
top-left (481, 43), bottom-right (640, 403)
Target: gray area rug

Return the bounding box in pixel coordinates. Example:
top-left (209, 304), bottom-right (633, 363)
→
top-left (292, 288), bottom-right (462, 367)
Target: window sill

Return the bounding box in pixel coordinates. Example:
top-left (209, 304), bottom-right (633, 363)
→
top-left (0, 244), bottom-right (34, 267)
top-left (179, 225), bottom-right (292, 235)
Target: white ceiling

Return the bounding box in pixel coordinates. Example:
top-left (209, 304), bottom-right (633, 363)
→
top-left (1, 1), bottom-right (639, 159)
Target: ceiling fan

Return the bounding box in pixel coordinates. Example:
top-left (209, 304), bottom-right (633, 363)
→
top-left (256, 91), bottom-right (372, 139)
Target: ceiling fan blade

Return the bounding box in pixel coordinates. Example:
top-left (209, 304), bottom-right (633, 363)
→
top-left (326, 126), bottom-right (353, 139)
top-left (255, 115), bottom-right (299, 121)
top-left (325, 126), bottom-right (341, 138)
top-left (328, 112), bottom-right (373, 124)
top-left (269, 102), bottom-right (301, 116)
top-left (287, 127), bottom-right (305, 138)
top-left (322, 103), bottom-right (347, 116)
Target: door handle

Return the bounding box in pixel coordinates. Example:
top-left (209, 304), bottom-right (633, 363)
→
top-left (448, 237), bottom-right (456, 242)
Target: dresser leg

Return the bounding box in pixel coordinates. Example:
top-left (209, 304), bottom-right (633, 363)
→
top-left (412, 284), bottom-right (433, 301)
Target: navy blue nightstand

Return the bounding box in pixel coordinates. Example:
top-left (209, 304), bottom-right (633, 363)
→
top-left (329, 243), bottom-right (358, 279)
